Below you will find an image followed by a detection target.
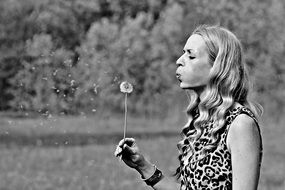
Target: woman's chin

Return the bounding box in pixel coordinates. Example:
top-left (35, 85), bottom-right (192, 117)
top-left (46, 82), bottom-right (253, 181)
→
top-left (179, 82), bottom-right (190, 89)
top-left (179, 82), bottom-right (205, 91)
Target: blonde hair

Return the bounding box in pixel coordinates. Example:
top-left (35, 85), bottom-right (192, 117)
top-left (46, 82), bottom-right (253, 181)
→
top-left (175, 25), bottom-right (262, 177)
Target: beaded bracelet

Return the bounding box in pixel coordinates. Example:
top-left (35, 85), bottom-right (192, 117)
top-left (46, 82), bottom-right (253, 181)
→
top-left (141, 165), bottom-right (164, 187)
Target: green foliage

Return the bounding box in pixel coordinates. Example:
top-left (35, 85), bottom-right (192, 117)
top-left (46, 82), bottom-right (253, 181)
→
top-left (0, 0), bottom-right (284, 117)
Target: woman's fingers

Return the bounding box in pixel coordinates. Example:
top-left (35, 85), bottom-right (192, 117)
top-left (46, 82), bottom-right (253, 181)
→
top-left (115, 138), bottom-right (136, 157)
top-left (114, 138), bottom-right (144, 169)
top-left (114, 145), bottom-right (122, 157)
top-left (123, 143), bottom-right (136, 155)
top-left (118, 138), bottom-right (135, 147)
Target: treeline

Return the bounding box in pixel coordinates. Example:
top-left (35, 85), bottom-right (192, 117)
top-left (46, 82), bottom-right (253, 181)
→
top-left (0, 0), bottom-right (284, 117)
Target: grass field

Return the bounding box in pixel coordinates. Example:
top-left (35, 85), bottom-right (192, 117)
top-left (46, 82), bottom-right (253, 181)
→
top-left (0, 113), bottom-right (284, 190)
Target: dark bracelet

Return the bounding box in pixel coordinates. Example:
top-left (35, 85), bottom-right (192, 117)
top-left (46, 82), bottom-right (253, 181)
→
top-left (142, 165), bottom-right (164, 187)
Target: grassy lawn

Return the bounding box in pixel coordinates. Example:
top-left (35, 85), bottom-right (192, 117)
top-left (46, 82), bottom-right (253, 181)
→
top-left (0, 138), bottom-right (179, 190)
top-left (0, 113), bottom-right (284, 190)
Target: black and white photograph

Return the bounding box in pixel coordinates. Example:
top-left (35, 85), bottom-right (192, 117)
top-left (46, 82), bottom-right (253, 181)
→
top-left (0, 0), bottom-right (284, 189)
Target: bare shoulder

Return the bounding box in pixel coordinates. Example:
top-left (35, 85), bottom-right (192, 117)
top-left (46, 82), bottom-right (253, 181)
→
top-left (231, 113), bottom-right (258, 133)
top-left (227, 113), bottom-right (261, 152)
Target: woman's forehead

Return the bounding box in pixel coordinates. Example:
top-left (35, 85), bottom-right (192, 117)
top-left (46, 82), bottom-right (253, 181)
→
top-left (183, 34), bottom-right (207, 54)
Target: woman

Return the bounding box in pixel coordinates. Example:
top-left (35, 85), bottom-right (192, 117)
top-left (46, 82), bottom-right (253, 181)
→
top-left (114, 25), bottom-right (263, 190)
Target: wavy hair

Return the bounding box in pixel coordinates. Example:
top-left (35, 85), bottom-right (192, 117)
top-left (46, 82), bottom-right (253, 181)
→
top-left (175, 25), bottom-right (262, 178)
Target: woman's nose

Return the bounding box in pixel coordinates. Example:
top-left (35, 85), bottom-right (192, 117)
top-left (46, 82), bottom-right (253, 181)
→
top-left (176, 55), bottom-right (184, 66)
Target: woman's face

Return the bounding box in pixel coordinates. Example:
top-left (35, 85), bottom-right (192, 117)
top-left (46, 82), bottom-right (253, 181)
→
top-left (176, 34), bottom-right (212, 91)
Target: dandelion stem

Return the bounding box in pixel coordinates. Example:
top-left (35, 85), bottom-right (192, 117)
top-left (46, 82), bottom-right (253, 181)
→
top-left (123, 93), bottom-right (128, 142)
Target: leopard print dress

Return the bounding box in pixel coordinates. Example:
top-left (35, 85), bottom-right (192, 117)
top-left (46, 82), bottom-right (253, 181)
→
top-left (179, 106), bottom-right (263, 190)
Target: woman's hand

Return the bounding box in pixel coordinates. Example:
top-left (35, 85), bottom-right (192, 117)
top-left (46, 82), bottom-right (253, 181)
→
top-left (114, 138), bottom-right (155, 178)
top-left (114, 138), bottom-right (145, 169)
top-left (115, 138), bottom-right (180, 190)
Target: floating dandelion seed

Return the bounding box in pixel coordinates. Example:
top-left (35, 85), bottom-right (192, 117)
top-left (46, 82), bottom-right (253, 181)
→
top-left (120, 81), bottom-right (133, 142)
top-left (70, 80), bottom-right (75, 86)
top-left (53, 70), bottom-right (58, 76)
top-left (113, 76), bottom-right (119, 82)
top-left (93, 84), bottom-right (99, 94)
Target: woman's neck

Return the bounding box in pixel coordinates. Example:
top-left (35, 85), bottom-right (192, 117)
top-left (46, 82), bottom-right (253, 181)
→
top-left (190, 85), bottom-right (206, 97)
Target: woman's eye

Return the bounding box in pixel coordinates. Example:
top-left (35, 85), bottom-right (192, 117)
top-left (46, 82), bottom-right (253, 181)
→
top-left (189, 56), bottom-right (195, 60)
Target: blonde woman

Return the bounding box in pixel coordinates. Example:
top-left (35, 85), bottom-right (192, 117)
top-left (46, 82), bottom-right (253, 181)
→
top-left (114, 25), bottom-right (263, 190)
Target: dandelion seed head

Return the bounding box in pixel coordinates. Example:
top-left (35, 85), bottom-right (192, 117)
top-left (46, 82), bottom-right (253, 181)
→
top-left (120, 81), bottom-right (133, 93)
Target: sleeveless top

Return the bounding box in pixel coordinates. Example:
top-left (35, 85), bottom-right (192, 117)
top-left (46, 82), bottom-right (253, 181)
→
top-left (179, 106), bottom-right (263, 190)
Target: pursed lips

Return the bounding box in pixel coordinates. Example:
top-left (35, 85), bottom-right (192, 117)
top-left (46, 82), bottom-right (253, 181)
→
top-left (176, 71), bottom-right (182, 81)
top-left (176, 73), bottom-right (181, 78)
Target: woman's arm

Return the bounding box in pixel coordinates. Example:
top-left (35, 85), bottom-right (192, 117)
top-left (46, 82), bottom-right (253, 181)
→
top-left (227, 114), bottom-right (262, 190)
top-left (136, 161), bottom-right (180, 190)
top-left (151, 175), bottom-right (180, 190)
top-left (115, 138), bottom-right (180, 190)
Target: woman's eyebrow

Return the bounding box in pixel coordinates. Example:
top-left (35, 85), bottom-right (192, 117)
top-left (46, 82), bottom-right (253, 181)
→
top-left (186, 49), bottom-right (194, 54)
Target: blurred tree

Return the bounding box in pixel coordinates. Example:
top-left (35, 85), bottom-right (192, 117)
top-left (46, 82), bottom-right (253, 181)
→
top-left (0, 0), bottom-right (42, 110)
top-left (8, 34), bottom-right (75, 113)
top-left (75, 18), bottom-right (120, 113)
top-left (76, 6), bottom-right (184, 116)
top-left (0, 0), bottom-right (284, 117)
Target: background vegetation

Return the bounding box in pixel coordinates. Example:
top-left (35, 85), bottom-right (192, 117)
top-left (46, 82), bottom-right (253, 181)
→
top-left (1, 0), bottom-right (284, 117)
top-left (0, 0), bottom-right (284, 189)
